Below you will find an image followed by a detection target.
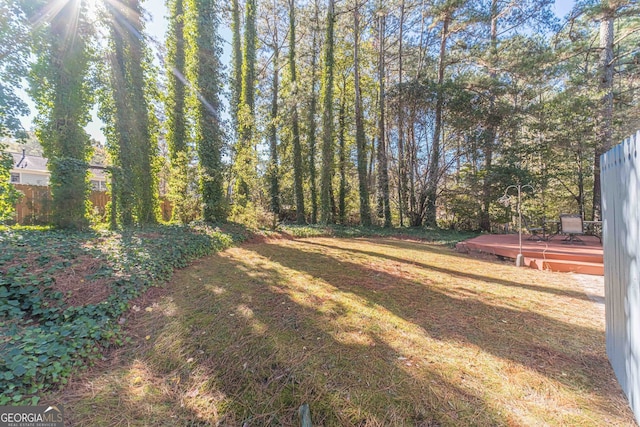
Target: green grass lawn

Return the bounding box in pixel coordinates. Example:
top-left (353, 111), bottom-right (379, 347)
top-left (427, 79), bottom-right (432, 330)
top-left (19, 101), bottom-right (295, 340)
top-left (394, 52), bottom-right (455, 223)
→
top-left (47, 235), bottom-right (634, 426)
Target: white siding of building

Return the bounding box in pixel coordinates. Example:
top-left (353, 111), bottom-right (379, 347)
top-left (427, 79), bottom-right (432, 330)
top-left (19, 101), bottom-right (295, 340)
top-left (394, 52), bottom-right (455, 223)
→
top-left (17, 172), bottom-right (49, 186)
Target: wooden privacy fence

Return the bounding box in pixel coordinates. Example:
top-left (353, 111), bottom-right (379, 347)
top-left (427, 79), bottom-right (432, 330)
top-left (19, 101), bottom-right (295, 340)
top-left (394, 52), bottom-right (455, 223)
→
top-left (11, 184), bottom-right (171, 225)
top-left (13, 184), bottom-right (53, 225)
top-left (601, 130), bottom-right (640, 423)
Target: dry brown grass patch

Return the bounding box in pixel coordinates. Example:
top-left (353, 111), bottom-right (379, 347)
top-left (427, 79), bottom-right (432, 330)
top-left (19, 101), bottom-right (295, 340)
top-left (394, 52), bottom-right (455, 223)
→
top-left (52, 255), bottom-right (113, 306)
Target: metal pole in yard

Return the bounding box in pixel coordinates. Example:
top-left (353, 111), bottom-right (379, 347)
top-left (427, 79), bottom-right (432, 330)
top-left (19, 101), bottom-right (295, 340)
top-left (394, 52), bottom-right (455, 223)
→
top-left (500, 184), bottom-right (533, 267)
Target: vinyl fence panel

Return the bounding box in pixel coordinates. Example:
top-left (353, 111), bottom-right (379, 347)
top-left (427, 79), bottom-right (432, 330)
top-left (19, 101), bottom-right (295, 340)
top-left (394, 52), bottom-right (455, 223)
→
top-left (601, 130), bottom-right (640, 423)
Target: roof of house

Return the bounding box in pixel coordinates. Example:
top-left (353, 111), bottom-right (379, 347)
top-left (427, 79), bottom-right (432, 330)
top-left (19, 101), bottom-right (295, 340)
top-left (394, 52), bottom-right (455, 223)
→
top-left (10, 152), bottom-right (107, 179)
top-left (11, 151), bottom-right (48, 172)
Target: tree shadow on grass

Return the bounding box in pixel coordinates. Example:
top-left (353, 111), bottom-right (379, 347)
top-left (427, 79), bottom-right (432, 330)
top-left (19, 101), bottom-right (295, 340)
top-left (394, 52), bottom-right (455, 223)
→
top-left (52, 245), bottom-right (511, 426)
top-left (50, 237), bottom-right (633, 426)
top-left (303, 237), bottom-right (601, 304)
top-left (167, 249), bottom-right (513, 425)
top-left (246, 240), bottom-right (624, 411)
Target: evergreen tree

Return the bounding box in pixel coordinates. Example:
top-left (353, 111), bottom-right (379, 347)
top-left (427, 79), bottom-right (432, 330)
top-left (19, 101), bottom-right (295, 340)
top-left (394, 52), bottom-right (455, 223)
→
top-left (424, 10), bottom-right (449, 228)
top-left (593, 1), bottom-right (616, 220)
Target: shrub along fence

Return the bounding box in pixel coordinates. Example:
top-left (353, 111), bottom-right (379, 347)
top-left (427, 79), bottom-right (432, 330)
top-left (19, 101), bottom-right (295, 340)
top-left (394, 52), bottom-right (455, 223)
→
top-left (11, 184), bottom-right (171, 225)
top-left (601, 130), bottom-right (640, 424)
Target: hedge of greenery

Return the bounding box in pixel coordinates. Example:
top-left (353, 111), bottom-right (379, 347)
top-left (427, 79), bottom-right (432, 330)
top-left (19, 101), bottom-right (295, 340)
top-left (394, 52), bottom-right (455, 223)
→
top-left (278, 224), bottom-right (478, 247)
top-left (0, 224), bottom-right (243, 405)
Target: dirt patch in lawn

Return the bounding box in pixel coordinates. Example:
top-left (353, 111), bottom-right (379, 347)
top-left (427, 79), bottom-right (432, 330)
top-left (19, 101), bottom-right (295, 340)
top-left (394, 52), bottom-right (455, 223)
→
top-left (48, 237), bottom-right (635, 426)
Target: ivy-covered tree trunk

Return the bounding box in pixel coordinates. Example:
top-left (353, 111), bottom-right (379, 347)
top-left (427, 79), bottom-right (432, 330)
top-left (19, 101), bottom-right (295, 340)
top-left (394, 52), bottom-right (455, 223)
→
top-left (338, 77), bottom-right (347, 225)
top-left (353, 1), bottom-right (371, 226)
top-left (127, 0), bottom-right (157, 225)
top-left (230, 0), bottom-right (243, 133)
top-left (268, 26), bottom-right (280, 216)
top-left (376, 11), bottom-right (391, 228)
top-left (106, 13), bottom-right (135, 225)
top-left (233, 0), bottom-right (258, 206)
top-left (307, 0), bottom-right (320, 224)
top-left (166, 0), bottom-right (189, 222)
top-left (190, 0), bottom-right (226, 222)
top-left (104, 0), bottom-right (157, 226)
top-left (32, 0), bottom-right (92, 229)
top-left (288, 0), bottom-right (306, 224)
top-left (319, 0), bottom-right (336, 224)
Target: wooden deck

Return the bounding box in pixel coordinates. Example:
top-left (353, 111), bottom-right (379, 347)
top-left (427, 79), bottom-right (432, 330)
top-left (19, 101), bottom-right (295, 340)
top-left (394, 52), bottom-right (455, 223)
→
top-left (456, 234), bottom-right (603, 276)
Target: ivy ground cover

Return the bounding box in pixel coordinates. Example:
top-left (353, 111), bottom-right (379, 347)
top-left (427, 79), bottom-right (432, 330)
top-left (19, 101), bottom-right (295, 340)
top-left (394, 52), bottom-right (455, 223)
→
top-left (50, 236), bottom-right (634, 426)
top-left (0, 224), bottom-right (245, 405)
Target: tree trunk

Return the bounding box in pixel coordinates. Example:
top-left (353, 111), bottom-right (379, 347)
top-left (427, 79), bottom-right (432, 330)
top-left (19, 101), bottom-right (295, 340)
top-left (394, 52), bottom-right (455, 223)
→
top-left (230, 0), bottom-right (242, 132)
top-left (424, 14), bottom-right (449, 228)
top-left (338, 77), bottom-right (347, 224)
top-left (307, 0), bottom-right (320, 223)
top-left (397, 0), bottom-right (407, 227)
top-left (408, 120), bottom-right (418, 226)
top-left (288, 0), bottom-right (306, 224)
top-left (193, 0), bottom-right (225, 222)
top-left (128, 0), bottom-right (155, 224)
top-left (234, 0), bottom-right (258, 205)
top-left (46, 0), bottom-right (91, 229)
top-left (268, 19), bottom-right (280, 216)
top-left (319, 0), bottom-right (336, 224)
top-left (166, 0), bottom-right (189, 222)
top-left (376, 11), bottom-right (391, 227)
top-left (479, 0), bottom-right (499, 232)
top-left (353, 0), bottom-right (371, 226)
top-left (593, 9), bottom-right (614, 221)
top-left (107, 7), bottom-right (134, 225)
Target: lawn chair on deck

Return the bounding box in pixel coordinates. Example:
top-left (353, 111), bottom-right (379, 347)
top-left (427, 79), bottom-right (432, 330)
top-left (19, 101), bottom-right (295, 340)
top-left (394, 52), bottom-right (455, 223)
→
top-left (560, 214), bottom-right (585, 244)
top-left (523, 216), bottom-right (545, 241)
